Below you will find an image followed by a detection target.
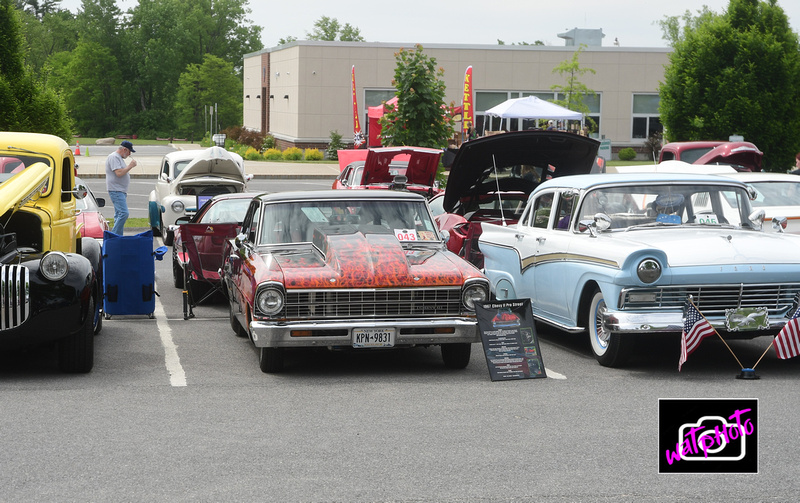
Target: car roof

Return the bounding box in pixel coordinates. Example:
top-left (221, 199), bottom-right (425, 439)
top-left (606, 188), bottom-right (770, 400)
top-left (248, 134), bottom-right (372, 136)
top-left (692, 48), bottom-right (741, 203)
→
top-left (534, 172), bottom-right (750, 191)
top-left (256, 189), bottom-right (427, 204)
top-left (724, 172), bottom-right (800, 182)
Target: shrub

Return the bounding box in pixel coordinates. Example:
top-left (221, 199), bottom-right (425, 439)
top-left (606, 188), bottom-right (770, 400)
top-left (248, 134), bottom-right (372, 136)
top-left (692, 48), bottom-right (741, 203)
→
top-left (262, 134), bottom-right (275, 151)
top-left (283, 147), bottom-right (303, 161)
top-left (304, 148), bottom-right (323, 161)
top-left (327, 130), bottom-right (345, 160)
top-left (222, 126), bottom-right (265, 151)
top-left (264, 148), bottom-right (283, 160)
top-left (618, 147), bottom-right (637, 161)
top-left (244, 147), bottom-right (262, 161)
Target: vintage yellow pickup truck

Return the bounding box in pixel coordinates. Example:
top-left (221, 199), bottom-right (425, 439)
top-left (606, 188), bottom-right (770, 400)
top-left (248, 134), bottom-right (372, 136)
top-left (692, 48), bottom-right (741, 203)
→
top-left (0, 132), bottom-right (103, 372)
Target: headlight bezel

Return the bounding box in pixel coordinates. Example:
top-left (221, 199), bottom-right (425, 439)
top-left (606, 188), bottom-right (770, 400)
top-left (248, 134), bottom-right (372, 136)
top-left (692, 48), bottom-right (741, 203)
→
top-left (41, 251), bottom-right (69, 282)
top-left (171, 200), bottom-right (185, 213)
top-left (636, 258), bottom-right (662, 284)
top-left (255, 283), bottom-right (285, 317)
top-left (462, 279), bottom-right (490, 312)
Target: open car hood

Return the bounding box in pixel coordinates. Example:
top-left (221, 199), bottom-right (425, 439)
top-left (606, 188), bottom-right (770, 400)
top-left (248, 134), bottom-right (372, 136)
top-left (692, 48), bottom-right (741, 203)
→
top-left (0, 162), bottom-right (51, 219)
top-left (361, 147), bottom-right (442, 187)
top-left (694, 142), bottom-right (763, 171)
top-left (174, 146), bottom-right (245, 183)
top-left (443, 130), bottom-right (600, 212)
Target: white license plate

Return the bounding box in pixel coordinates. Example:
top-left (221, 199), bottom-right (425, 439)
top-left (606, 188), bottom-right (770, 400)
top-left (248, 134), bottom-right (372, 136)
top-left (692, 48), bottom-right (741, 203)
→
top-left (352, 328), bottom-right (395, 348)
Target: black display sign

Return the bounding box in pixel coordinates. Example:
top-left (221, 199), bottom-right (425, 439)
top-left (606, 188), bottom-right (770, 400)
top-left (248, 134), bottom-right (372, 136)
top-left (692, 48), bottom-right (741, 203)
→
top-left (476, 299), bottom-right (547, 381)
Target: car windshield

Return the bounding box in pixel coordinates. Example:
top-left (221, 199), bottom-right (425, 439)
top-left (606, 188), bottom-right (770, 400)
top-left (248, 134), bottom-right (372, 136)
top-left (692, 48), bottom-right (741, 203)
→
top-left (0, 154), bottom-right (52, 187)
top-left (198, 198), bottom-right (252, 223)
top-left (259, 199), bottom-right (440, 246)
top-left (173, 160), bottom-right (192, 177)
top-left (746, 180), bottom-right (800, 208)
top-left (577, 183), bottom-right (755, 230)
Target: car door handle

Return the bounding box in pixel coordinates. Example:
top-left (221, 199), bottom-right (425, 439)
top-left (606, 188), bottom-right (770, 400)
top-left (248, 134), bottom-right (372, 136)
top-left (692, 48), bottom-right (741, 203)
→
top-left (536, 237), bottom-right (546, 244)
top-left (515, 233), bottom-right (524, 240)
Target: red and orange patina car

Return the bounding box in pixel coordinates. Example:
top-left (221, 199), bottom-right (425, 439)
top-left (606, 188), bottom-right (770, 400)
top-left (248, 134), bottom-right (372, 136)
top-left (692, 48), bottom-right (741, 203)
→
top-left (221, 190), bottom-right (489, 373)
top-left (332, 146), bottom-right (443, 199)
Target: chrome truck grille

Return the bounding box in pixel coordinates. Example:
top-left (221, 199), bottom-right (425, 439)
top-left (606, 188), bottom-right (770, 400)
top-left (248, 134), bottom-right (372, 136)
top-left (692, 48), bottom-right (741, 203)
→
top-left (284, 287), bottom-right (463, 319)
top-left (0, 265), bottom-right (30, 330)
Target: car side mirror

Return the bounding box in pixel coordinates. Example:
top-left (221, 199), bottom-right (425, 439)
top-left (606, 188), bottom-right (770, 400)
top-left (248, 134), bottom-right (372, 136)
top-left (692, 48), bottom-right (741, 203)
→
top-left (748, 209), bottom-right (765, 230)
top-left (771, 216), bottom-right (787, 233)
top-left (70, 187), bottom-right (88, 199)
top-left (96, 197), bottom-right (105, 208)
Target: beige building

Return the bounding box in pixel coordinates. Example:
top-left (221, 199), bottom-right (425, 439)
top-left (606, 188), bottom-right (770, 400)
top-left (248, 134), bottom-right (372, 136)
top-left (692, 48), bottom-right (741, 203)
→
top-left (243, 41), bottom-right (671, 151)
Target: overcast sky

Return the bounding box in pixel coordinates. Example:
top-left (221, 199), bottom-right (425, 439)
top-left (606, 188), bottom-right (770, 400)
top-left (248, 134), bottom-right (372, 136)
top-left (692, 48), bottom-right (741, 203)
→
top-left (57, 0), bottom-right (800, 49)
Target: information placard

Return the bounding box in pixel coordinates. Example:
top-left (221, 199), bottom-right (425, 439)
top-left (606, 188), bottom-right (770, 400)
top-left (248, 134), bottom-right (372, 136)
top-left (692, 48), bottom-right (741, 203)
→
top-left (476, 299), bottom-right (547, 381)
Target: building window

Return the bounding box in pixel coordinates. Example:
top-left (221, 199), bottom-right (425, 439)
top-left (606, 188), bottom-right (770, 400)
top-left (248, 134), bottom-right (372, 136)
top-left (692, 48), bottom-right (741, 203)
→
top-left (632, 94), bottom-right (662, 140)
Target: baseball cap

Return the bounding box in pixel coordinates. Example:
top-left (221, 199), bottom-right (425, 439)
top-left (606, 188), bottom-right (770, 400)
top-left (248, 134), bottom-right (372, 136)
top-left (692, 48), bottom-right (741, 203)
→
top-left (120, 140), bottom-right (136, 153)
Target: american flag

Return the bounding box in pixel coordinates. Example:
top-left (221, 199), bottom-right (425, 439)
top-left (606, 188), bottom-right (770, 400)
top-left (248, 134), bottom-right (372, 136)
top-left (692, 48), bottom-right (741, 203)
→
top-left (679, 300), bottom-right (716, 371)
top-left (774, 305), bottom-right (800, 359)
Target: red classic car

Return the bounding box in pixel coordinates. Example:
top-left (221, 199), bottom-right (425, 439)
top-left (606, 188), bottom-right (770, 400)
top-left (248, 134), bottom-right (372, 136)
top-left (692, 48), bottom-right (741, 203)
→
top-left (332, 146), bottom-right (443, 199)
top-left (658, 141), bottom-right (763, 172)
top-left (435, 130), bottom-right (601, 268)
top-left (221, 190), bottom-right (489, 373)
top-left (75, 177), bottom-right (109, 241)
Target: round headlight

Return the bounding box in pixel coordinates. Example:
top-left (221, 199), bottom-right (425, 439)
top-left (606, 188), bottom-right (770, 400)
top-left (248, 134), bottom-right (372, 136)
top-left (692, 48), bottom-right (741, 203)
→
top-left (637, 259), bottom-right (661, 284)
top-left (41, 251), bottom-right (69, 281)
top-left (171, 200), bottom-right (185, 213)
top-left (462, 283), bottom-right (489, 311)
top-left (256, 287), bottom-right (284, 316)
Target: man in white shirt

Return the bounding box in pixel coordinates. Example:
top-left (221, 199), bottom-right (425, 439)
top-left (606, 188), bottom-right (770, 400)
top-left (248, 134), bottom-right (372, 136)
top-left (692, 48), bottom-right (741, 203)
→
top-left (105, 140), bottom-right (138, 235)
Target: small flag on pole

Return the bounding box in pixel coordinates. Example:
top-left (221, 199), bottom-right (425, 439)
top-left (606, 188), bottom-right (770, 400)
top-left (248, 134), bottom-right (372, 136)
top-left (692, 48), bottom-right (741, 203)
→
top-left (679, 299), bottom-right (716, 371)
top-left (774, 305), bottom-right (800, 359)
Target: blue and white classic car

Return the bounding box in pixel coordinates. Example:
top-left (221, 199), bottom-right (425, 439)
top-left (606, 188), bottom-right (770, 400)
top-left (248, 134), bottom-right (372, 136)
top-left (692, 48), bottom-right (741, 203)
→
top-left (478, 172), bottom-right (800, 367)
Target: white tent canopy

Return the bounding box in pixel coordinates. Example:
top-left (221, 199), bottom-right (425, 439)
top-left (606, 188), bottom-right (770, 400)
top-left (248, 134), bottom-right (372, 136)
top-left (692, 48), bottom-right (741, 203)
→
top-left (485, 96), bottom-right (583, 120)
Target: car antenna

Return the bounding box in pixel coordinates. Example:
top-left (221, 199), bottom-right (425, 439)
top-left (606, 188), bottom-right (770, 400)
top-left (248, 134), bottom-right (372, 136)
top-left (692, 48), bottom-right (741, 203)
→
top-left (492, 154), bottom-right (507, 226)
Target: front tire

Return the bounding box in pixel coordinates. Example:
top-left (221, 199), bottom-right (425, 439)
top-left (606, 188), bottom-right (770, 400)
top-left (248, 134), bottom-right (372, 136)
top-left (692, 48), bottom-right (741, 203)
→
top-left (58, 297), bottom-right (95, 373)
top-left (259, 347), bottom-right (284, 373)
top-left (442, 343), bottom-right (471, 369)
top-left (586, 288), bottom-right (632, 367)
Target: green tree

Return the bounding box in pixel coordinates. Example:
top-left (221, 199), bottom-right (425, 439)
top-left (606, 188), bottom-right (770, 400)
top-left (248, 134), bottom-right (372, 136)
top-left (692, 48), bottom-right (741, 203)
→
top-left (0, 0), bottom-right (72, 139)
top-left (47, 40), bottom-right (122, 136)
top-left (659, 0), bottom-right (800, 170)
top-left (379, 45), bottom-right (454, 149)
top-left (307, 15), bottom-right (365, 41)
top-left (550, 44), bottom-right (596, 128)
top-left (17, 8), bottom-right (78, 73)
top-left (174, 54), bottom-right (242, 137)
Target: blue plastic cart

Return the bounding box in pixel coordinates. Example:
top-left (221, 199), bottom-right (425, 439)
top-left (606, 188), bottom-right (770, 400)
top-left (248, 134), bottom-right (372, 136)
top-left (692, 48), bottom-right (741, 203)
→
top-left (102, 230), bottom-right (167, 319)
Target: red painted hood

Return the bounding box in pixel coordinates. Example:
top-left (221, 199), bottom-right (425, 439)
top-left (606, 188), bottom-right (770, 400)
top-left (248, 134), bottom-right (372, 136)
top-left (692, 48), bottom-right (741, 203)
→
top-left (361, 147), bottom-right (441, 187)
top-left (266, 229), bottom-right (472, 289)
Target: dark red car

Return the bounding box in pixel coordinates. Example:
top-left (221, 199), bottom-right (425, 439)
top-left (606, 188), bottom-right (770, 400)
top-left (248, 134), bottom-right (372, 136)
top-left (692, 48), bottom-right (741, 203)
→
top-left (435, 131), bottom-right (601, 268)
top-left (333, 146), bottom-right (443, 199)
top-left (658, 141), bottom-right (763, 172)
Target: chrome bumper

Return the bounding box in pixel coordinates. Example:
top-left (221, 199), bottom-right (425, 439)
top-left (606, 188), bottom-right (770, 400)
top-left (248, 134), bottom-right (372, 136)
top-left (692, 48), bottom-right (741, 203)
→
top-left (249, 317), bottom-right (479, 348)
top-left (602, 310), bottom-right (788, 334)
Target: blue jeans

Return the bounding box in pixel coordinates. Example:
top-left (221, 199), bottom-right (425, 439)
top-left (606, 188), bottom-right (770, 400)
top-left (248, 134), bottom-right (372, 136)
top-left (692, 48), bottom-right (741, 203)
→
top-left (108, 190), bottom-right (128, 235)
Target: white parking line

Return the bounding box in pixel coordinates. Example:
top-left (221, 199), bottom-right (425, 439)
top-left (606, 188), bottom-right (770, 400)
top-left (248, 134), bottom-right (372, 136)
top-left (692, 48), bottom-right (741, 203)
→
top-left (545, 367), bottom-right (567, 379)
top-left (154, 287), bottom-right (187, 387)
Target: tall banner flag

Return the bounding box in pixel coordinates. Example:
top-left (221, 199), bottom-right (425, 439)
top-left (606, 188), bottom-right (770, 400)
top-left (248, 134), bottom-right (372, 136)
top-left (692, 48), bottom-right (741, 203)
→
top-left (678, 299), bottom-right (716, 371)
top-left (462, 66), bottom-right (473, 137)
top-left (774, 305), bottom-right (800, 359)
top-left (351, 66), bottom-right (364, 148)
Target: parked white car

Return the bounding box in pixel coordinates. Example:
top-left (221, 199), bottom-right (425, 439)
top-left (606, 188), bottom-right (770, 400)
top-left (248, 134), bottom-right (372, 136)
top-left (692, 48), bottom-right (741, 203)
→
top-left (723, 172), bottom-right (800, 234)
top-left (148, 146), bottom-right (250, 244)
